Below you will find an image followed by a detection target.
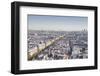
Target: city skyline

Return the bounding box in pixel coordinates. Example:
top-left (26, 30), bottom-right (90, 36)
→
top-left (28, 15), bottom-right (88, 31)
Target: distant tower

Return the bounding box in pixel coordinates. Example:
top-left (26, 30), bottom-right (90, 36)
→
top-left (68, 40), bottom-right (73, 56)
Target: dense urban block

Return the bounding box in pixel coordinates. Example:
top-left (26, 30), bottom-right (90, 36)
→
top-left (28, 30), bottom-right (88, 60)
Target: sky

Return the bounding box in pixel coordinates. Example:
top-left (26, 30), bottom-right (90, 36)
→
top-left (28, 15), bottom-right (88, 31)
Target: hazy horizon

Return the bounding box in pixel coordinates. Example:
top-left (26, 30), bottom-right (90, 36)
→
top-left (28, 15), bottom-right (88, 31)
